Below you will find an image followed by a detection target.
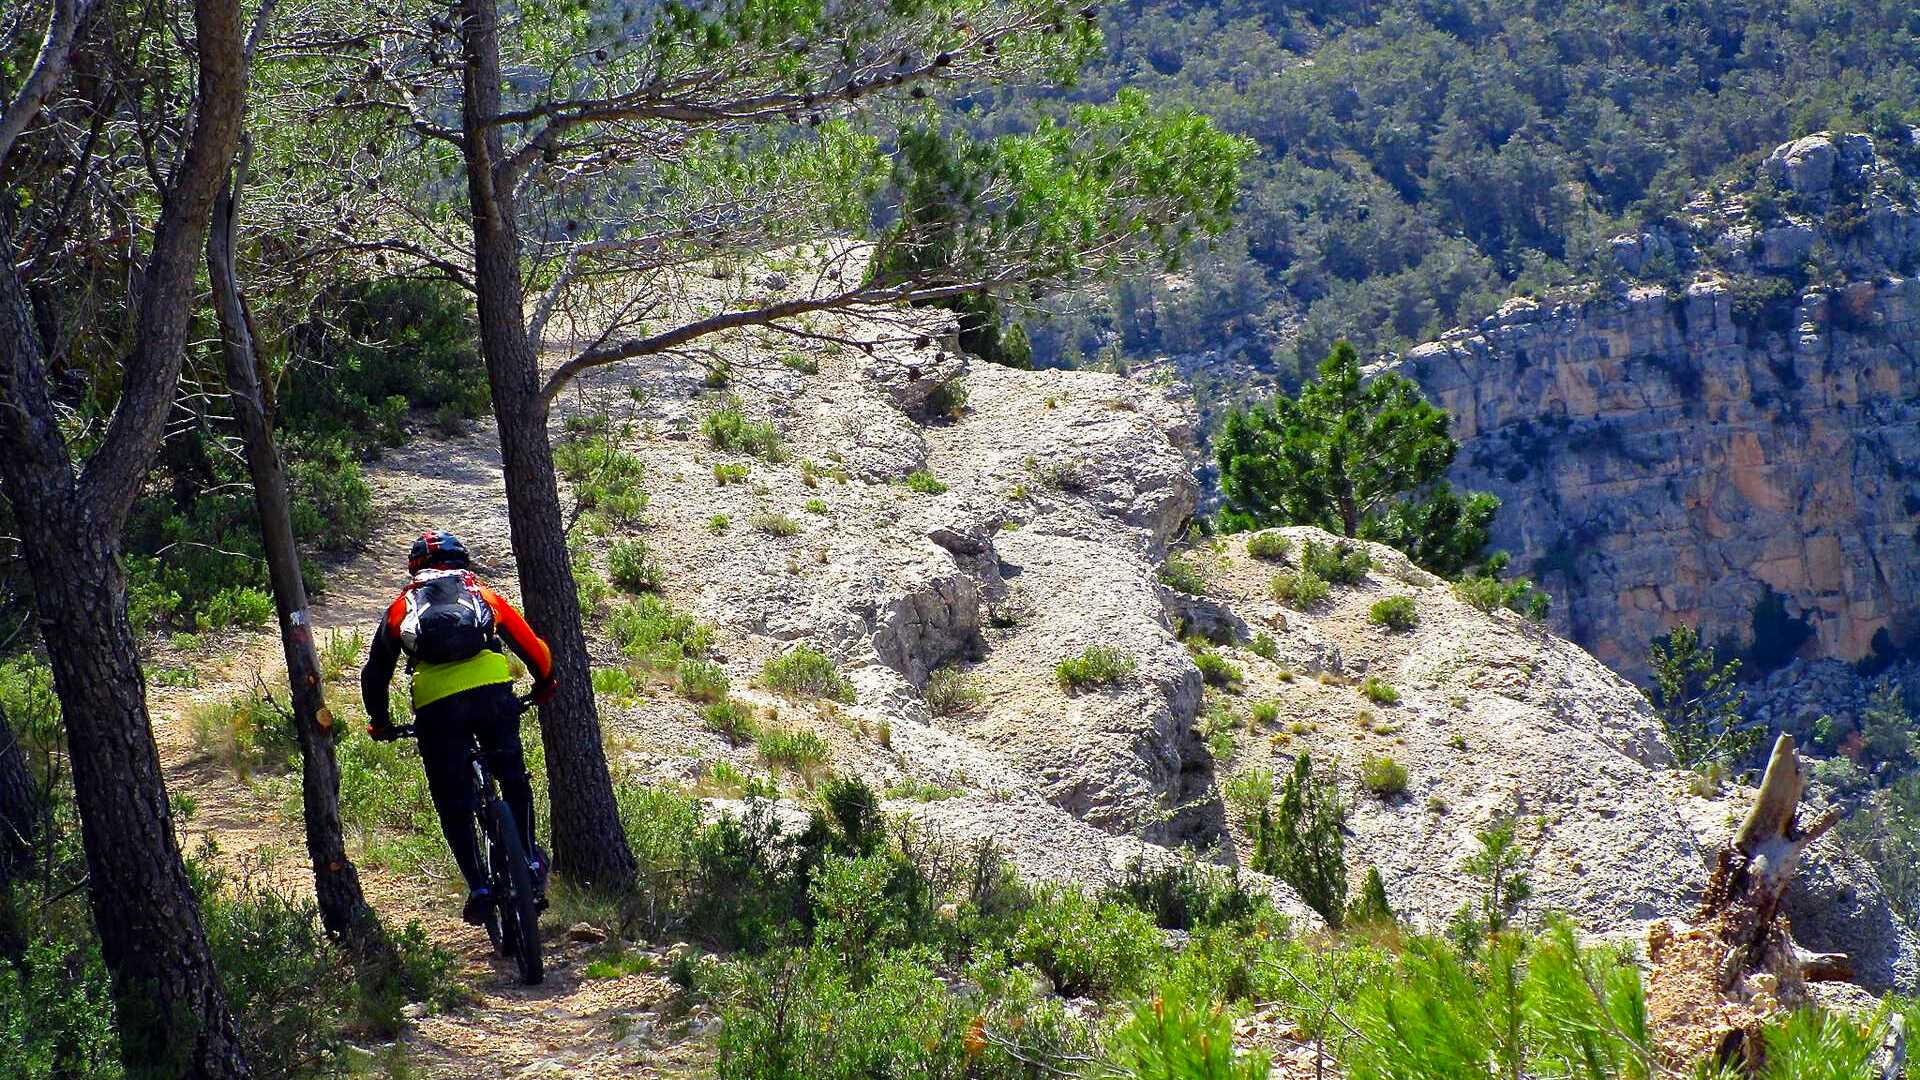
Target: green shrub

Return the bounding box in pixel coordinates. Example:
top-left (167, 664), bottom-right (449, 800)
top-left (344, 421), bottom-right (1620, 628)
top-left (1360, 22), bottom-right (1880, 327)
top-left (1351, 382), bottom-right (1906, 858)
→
top-left (1246, 531), bottom-right (1293, 561)
top-left (714, 462), bottom-right (751, 485)
top-left (592, 666), bottom-right (638, 700)
top-left (613, 781), bottom-right (705, 935)
top-left (760, 644), bottom-right (855, 702)
top-left (555, 425), bottom-right (650, 526)
top-left (1251, 754), bottom-right (1347, 927)
top-left (1013, 884), bottom-right (1160, 999)
top-left (703, 698), bottom-right (759, 746)
top-left (703, 398), bottom-right (788, 461)
top-left (780, 352), bottom-right (820, 375)
top-left (281, 278), bottom-right (488, 452)
top-left (709, 513), bottom-right (732, 533)
top-left (1302, 540), bottom-right (1371, 584)
top-left (1368, 595), bottom-right (1418, 632)
top-left (902, 470), bottom-right (949, 494)
top-left (925, 378), bottom-right (969, 420)
top-left (1455, 573), bottom-right (1551, 621)
top-left (704, 358), bottom-right (733, 389)
top-left (1193, 650), bottom-right (1243, 689)
top-left (1109, 855), bottom-right (1269, 932)
top-left (1056, 646), bottom-right (1136, 693)
top-left (804, 497), bottom-right (829, 514)
top-left (1250, 699), bottom-right (1281, 725)
top-left (202, 585), bottom-right (275, 631)
top-left (608, 593), bottom-right (715, 669)
top-left (0, 920), bottom-right (118, 1079)
top-left (285, 435), bottom-right (377, 549)
top-left (608, 538), bottom-right (664, 592)
top-left (1158, 555), bottom-right (1211, 595)
top-left (677, 658), bottom-right (730, 703)
top-left (1102, 984), bottom-right (1270, 1079)
top-left (189, 689), bottom-right (298, 778)
top-left (1359, 753), bottom-right (1409, 798)
top-left (759, 729), bottom-right (832, 778)
top-left (1270, 569), bottom-right (1330, 609)
top-left (1249, 632), bottom-right (1279, 660)
top-left (1345, 866), bottom-right (1396, 928)
top-left (924, 667), bottom-right (981, 717)
top-left (1360, 677), bottom-right (1400, 705)
top-left (750, 510), bottom-right (800, 537)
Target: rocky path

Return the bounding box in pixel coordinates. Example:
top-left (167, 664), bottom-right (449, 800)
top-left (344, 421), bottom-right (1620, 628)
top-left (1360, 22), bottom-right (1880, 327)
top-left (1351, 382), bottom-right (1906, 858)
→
top-left (148, 418), bottom-right (699, 1078)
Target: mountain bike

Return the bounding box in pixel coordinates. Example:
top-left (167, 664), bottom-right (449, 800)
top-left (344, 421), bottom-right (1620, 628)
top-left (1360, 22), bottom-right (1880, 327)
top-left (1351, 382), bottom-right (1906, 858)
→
top-left (393, 696), bottom-right (544, 985)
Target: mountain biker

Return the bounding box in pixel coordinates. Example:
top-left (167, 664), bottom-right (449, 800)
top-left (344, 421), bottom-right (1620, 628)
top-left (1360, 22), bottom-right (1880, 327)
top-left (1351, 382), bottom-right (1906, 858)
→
top-left (360, 530), bottom-right (555, 925)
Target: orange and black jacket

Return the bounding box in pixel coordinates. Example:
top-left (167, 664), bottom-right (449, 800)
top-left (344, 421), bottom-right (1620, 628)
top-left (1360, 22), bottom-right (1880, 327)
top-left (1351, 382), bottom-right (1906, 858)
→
top-left (360, 578), bottom-right (552, 727)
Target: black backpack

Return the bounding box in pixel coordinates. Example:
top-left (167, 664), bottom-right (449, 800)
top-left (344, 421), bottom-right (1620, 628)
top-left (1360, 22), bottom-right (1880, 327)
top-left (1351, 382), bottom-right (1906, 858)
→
top-left (398, 569), bottom-right (497, 664)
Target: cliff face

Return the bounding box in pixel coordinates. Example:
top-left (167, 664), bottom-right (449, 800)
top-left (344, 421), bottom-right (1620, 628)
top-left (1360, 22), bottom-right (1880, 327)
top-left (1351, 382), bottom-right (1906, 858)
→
top-left (1397, 130), bottom-right (1920, 679)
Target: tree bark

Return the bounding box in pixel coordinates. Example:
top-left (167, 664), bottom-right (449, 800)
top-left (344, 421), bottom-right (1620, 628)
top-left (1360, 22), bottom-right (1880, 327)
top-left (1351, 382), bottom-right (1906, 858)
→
top-left (208, 172), bottom-right (392, 962)
top-left (457, 0), bottom-right (637, 889)
top-left (0, 0), bottom-right (253, 1070)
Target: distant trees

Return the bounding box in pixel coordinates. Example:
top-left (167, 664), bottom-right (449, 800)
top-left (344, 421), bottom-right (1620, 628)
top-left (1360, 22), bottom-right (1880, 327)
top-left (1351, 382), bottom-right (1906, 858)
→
top-left (1215, 341), bottom-right (1498, 577)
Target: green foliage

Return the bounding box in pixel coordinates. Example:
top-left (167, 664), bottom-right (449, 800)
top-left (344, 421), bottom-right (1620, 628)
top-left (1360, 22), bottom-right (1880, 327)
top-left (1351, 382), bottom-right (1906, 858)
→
top-left (188, 688), bottom-right (298, 779)
top-left (1102, 986), bottom-right (1270, 1080)
top-left (1249, 699), bottom-right (1281, 726)
top-left (1359, 753), bottom-right (1409, 798)
top-left (760, 644), bottom-right (855, 703)
top-left (1841, 771), bottom-right (1920, 923)
top-left (902, 470), bottom-right (949, 495)
top-left (1464, 817), bottom-right (1535, 935)
top-left (1158, 555), bottom-right (1211, 595)
top-left (1013, 884), bottom-right (1160, 999)
top-left (779, 353), bottom-right (820, 375)
top-left (1109, 855), bottom-right (1270, 933)
top-left (1193, 650), bottom-right (1243, 690)
top-left (1056, 646), bottom-right (1137, 692)
top-left (750, 510), bottom-right (801, 537)
top-left (759, 729), bottom-right (832, 779)
top-left (1755, 1007), bottom-right (1889, 1080)
top-left (924, 378), bottom-right (968, 420)
top-left (714, 462), bottom-right (751, 485)
top-left (556, 422), bottom-right (650, 528)
top-left (608, 593), bottom-right (715, 670)
top-left (1360, 677), bottom-right (1400, 706)
top-left (1368, 595), bottom-right (1418, 632)
top-left (1858, 681), bottom-right (1914, 770)
top-left (608, 538), bottom-right (664, 593)
top-left (1246, 531), bottom-right (1292, 561)
top-left (924, 666), bottom-right (981, 717)
top-left (1217, 344), bottom-right (1495, 578)
top-left (1301, 539), bottom-right (1372, 585)
top-left (1248, 633), bottom-right (1279, 661)
top-left (1252, 754), bottom-right (1348, 928)
top-left (677, 658), bottom-right (731, 704)
top-left (281, 279), bottom-right (487, 453)
top-left (0, 920), bottom-right (118, 1079)
top-left (202, 586), bottom-right (275, 632)
top-left (1647, 625), bottom-right (1758, 772)
top-left (1345, 866), bottom-right (1396, 928)
top-left (1455, 553), bottom-right (1552, 620)
top-left (1270, 568), bottom-right (1330, 609)
top-left (704, 398), bottom-right (789, 461)
top-left (703, 698), bottom-right (760, 747)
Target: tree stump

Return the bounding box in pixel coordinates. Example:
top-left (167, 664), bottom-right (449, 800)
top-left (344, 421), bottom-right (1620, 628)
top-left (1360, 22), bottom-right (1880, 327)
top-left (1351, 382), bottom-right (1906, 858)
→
top-left (1646, 733), bottom-right (1849, 1069)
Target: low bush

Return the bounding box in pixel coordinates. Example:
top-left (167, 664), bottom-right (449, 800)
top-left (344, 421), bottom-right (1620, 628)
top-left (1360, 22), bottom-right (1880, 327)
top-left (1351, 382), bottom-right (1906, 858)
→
top-left (1360, 753), bottom-right (1409, 798)
top-left (1157, 556), bottom-right (1211, 595)
top-left (609, 594), bottom-right (715, 669)
top-left (1249, 632), bottom-right (1279, 660)
top-left (714, 462), bottom-right (751, 485)
top-left (1056, 646), bottom-right (1136, 693)
top-left (780, 352), bottom-right (820, 375)
top-left (703, 398), bottom-right (788, 461)
top-left (1270, 569), bottom-right (1330, 609)
top-left (1109, 855), bottom-right (1270, 932)
top-left (903, 470), bottom-right (949, 495)
top-left (1368, 595), bottom-right (1418, 632)
top-left (924, 667), bottom-right (981, 717)
top-left (608, 538), bottom-right (663, 592)
top-left (759, 729), bottom-right (832, 781)
top-left (760, 644), bottom-right (855, 702)
top-left (1193, 650), bottom-right (1243, 690)
top-left (1250, 699), bottom-right (1281, 725)
top-left (677, 658), bottom-right (730, 704)
top-left (925, 378), bottom-right (969, 420)
top-left (1360, 677), bottom-right (1400, 705)
top-left (189, 689), bottom-right (298, 779)
top-left (804, 497), bottom-right (829, 514)
top-left (1013, 884), bottom-right (1160, 999)
top-left (1246, 531), bottom-right (1293, 561)
top-left (1455, 571), bottom-right (1551, 621)
top-left (703, 698), bottom-right (760, 746)
top-left (555, 424), bottom-right (650, 527)
top-left (592, 666), bottom-right (638, 701)
top-left (1302, 540), bottom-right (1371, 584)
top-left (750, 510), bottom-right (800, 537)
top-left (709, 513), bottom-right (732, 533)
top-left (1103, 985), bottom-right (1271, 1079)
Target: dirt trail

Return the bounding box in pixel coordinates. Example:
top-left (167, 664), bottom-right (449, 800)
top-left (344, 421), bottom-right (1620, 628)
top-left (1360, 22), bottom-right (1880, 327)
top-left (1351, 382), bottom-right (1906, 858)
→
top-left (149, 419), bottom-right (696, 1078)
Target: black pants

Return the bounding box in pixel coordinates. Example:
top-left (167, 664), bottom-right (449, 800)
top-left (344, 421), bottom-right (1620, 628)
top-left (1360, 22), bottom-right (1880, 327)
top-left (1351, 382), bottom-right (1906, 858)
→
top-left (414, 682), bottom-right (536, 891)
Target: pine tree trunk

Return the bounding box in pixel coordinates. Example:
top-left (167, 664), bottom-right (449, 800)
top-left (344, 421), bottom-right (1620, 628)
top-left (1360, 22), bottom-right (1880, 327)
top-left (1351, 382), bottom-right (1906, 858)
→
top-left (457, 0), bottom-right (637, 889)
top-left (0, 0), bottom-right (253, 1067)
top-left (207, 177), bottom-right (392, 960)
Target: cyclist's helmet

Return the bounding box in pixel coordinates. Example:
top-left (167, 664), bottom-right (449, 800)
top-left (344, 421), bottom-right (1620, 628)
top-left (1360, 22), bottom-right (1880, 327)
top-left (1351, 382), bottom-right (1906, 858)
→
top-left (408, 530), bottom-right (470, 574)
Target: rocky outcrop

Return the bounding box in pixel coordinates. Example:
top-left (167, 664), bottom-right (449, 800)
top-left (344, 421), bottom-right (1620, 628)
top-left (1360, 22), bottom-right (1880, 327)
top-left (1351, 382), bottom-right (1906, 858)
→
top-left (1397, 130), bottom-right (1920, 680)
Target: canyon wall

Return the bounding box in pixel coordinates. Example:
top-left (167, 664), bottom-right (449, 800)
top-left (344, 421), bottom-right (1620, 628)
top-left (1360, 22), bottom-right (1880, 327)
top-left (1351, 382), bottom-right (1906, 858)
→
top-left (1396, 131), bottom-right (1920, 679)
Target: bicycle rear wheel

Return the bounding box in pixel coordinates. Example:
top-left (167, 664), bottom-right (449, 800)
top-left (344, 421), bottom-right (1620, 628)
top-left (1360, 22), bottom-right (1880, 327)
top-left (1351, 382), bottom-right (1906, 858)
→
top-left (483, 798), bottom-right (544, 985)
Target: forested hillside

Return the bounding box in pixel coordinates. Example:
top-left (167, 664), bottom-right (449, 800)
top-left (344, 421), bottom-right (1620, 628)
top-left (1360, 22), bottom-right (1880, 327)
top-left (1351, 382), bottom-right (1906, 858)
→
top-left (991, 0), bottom-right (1920, 381)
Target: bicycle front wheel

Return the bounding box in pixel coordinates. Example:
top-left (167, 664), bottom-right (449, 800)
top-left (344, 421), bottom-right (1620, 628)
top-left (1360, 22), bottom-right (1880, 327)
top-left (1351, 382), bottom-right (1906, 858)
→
top-left (484, 798), bottom-right (544, 986)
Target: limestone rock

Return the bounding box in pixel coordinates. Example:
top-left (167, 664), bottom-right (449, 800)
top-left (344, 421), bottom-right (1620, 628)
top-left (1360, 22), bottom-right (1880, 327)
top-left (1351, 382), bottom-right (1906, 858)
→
top-left (1765, 133), bottom-right (1837, 195)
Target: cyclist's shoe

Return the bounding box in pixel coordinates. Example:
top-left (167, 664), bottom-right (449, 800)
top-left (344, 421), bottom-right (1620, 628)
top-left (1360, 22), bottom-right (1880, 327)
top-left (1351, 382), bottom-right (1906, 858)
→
top-left (462, 887), bottom-right (494, 926)
top-left (529, 846), bottom-right (551, 912)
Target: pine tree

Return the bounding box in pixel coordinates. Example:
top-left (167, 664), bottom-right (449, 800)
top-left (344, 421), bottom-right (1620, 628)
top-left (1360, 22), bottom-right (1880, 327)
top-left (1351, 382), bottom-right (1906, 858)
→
top-left (1252, 754), bottom-right (1348, 928)
top-left (1647, 625), bottom-right (1757, 772)
top-left (1344, 865), bottom-right (1395, 928)
top-left (1215, 341), bottom-right (1498, 576)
